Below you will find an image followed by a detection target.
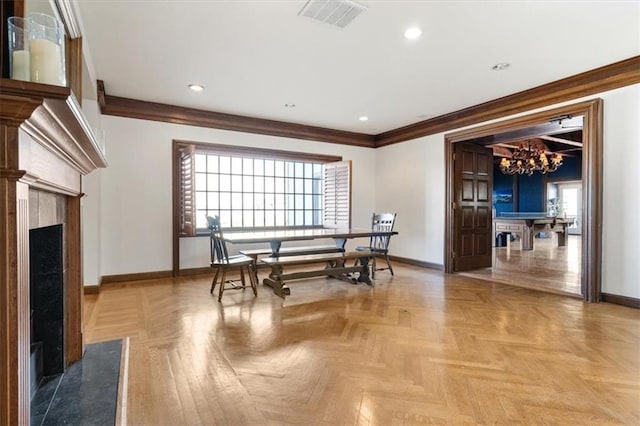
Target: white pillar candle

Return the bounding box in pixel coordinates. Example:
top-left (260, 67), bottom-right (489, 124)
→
top-left (30, 38), bottom-right (62, 85)
top-left (11, 50), bottom-right (31, 81)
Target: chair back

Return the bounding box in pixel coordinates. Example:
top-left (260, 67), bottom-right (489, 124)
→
top-left (206, 215), bottom-right (230, 264)
top-left (369, 212), bottom-right (397, 252)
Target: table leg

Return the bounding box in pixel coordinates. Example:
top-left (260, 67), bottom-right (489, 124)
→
top-left (356, 256), bottom-right (372, 285)
top-left (333, 238), bottom-right (347, 251)
top-left (269, 240), bottom-right (282, 256)
top-left (263, 264), bottom-right (290, 298)
top-left (556, 231), bottom-right (567, 247)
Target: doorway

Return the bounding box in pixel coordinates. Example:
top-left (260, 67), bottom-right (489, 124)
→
top-left (556, 181), bottom-right (582, 235)
top-left (444, 99), bottom-right (603, 302)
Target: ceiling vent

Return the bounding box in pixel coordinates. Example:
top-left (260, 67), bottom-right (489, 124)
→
top-left (298, 0), bottom-right (367, 29)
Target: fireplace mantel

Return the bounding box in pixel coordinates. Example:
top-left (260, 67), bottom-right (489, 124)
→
top-left (0, 77), bottom-right (107, 425)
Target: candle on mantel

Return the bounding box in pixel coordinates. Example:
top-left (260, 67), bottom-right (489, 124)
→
top-left (30, 38), bottom-right (62, 85)
top-left (11, 50), bottom-right (30, 81)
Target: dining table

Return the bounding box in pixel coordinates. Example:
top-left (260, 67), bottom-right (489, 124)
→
top-left (222, 227), bottom-right (398, 296)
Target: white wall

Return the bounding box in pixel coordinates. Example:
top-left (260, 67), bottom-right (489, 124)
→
top-left (374, 137), bottom-right (445, 265)
top-left (376, 84), bottom-right (640, 299)
top-left (83, 85), bottom-right (639, 298)
top-left (81, 99), bottom-right (102, 286)
top-left (601, 86), bottom-right (640, 298)
top-left (94, 117), bottom-right (376, 275)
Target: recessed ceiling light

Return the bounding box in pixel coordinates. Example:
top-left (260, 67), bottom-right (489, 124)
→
top-left (188, 83), bottom-right (204, 92)
top-left (404, 27), bottom-right (422, 40)
top-left (359, 116), bottom-right (369, 122)
top-left (492, 62), bottom-right (511, 71)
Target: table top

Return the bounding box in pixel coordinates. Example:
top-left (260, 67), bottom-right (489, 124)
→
top-left (223, 227), bottom-right (397, 244)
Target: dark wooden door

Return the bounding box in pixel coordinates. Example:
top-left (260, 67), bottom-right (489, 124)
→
top-left (453, 142), bottom-right (493, 271)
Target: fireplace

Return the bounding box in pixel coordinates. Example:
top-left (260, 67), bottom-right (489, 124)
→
top-left (29, 223), bottom-right (65, 396)
top-left (0, 78), bottom-right (107, 424)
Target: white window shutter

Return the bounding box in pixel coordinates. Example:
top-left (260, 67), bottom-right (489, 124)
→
top-left (323, 160), bottom-right (351, 228)
top-left (178, 143), bottom-right (196, 236)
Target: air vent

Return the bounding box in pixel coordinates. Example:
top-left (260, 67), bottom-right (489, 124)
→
top-left (298, 0), bottom-right (367, 29)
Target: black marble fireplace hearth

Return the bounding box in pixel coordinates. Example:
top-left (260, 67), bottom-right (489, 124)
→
top-left (30, 340), bottom-right (123, 426)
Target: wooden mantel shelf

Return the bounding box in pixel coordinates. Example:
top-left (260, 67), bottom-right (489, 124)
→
top-left (0, 78), bottom-right (107, 174)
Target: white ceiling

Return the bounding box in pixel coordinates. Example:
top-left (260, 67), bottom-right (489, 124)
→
top-left (66, 0), bottom-right (640, 134)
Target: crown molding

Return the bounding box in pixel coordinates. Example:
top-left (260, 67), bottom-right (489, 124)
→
top-left (374, 55), bottom-right (640, 147)
top-left (1, 78), bottom-right (107, 174)
top-left (96, 55), bottom-right (639, 149)
top-left (96, 81), bottom-right (376, 148)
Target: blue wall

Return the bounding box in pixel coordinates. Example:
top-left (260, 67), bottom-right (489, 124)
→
top-left (493, 167), bottom-right (514, 215)
top-left (493, 152), bottom-right (581, 214)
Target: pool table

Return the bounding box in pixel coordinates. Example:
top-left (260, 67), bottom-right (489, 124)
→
top-left (493, 215), bottom-right (574, 250)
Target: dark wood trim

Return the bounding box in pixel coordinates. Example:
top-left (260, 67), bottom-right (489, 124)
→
top-left (66, 37), bottom-right (83, 104)
top-left (83, 284), bottom-right (100, 295)
top-left (101, 267), bottom-right (213, 286)
top-left (171, 140), bottom-right (344, 276)
top-left (172, 142), bottom-right (180, 276)
top-left (175, 140), bottom-right (343, 164)
top-left (65, 194), bottom-right (83, 364)
top-left (98, 80), bottom-right (375, 148)
top-left (389, 255), bottom-right (444, 271)
top-left (376, 56), bottom-right (640, 147)
top-left (0, 78), bottom-right (107, 174)
top-left (97, 57), bottom-right (637, 151)
top-left (178, 267), bottom-right (212, 277)
top-left (444, 99), bottom-right (603, 303)
top-left (601, 293), bottom-right (640, 309)
top-left (101, 271), bottom-right (173, 285)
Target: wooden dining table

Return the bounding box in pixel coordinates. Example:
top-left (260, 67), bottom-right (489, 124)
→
top-left (222, 227), bottom-right (398, 296)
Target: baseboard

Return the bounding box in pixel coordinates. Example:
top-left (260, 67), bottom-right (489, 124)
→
top-left (601, 293), bottom-right (640, 309)
top-left (84, 284), bottom-right (100, 295)
top-left (100, 267), bottom-right (213, 285)
top-left (389, 255), bottom-right (444, 271)
top-left (178, 267), bottom-right (212, 276)
top-left (97, 259), bottom-right (444, 286)
top-left (101, 270), bottom-right (173, 284)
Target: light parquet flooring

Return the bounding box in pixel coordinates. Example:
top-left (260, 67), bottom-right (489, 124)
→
top-left (460, 234), bottom-right (582, 297)
top-left (84, 265), bottom-right (640, 425)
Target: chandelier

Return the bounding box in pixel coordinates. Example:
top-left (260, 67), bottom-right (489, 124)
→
top-left (499, 141), bottom-right (563, 176)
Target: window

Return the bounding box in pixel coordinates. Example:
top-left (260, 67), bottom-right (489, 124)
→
top-left (174, 141), bottom-right (350, 235)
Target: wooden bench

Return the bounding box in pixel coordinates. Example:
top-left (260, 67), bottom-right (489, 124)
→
top-left (260, 251), bottom-right (373, 298)
top-left (240, 244), bottom-right (343, 259)
top-left (240, 245), bottom-right (344, 281)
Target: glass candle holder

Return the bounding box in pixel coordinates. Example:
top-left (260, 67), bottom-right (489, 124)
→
top-left (28, 13), bottom-right (66, 86)
top-left (7, 16), bottom-right (30, 81)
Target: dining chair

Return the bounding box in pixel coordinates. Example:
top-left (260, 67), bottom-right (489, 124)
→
top-left (206, 215), bottom-right (258, 302)
top-left (354, 213), bottom-right (397, 278)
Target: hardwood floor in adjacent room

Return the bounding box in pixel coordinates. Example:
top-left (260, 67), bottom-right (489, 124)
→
top-left (84, 264), bottom-right (639, 425)
top-left (460, 234), bottom-right (582, 296)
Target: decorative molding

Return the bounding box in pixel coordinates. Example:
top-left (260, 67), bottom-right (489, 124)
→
top-left (176, 140), bottom-right (343, 164)
top-left (97, 80), bottom-right (375, 148)
top-left (0, 170), bottom-right (26, 180)
top-left (375, 56), bottom-right (640, 147)
top-left (444, 99), bottom-right (603, 302)
top-left (83, 284), bottom-right (100, 295)
top-left (1, 79), bottom-right (107, 174)
top-left (389, 255), bottom-right (444, 271)
top-left (101, 271), bottom-right (173, 285)
top-left (100, 268), bottom-right (215, 285)
top-left (601, 293), bottom-right (640, 309)
top-left (96, 56), bottom-right (639, 149)
top-left (0, 76), bottom-right (107, 425)
top-left (53, 0), bottom-right (82, 39)
top-left (179, 267), bottom-right (212, 276)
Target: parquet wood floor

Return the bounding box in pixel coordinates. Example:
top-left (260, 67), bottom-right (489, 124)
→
top-left (460, 234), bottom-right (582, 297)
top-left (84, 264), bottom-right (640, 425)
